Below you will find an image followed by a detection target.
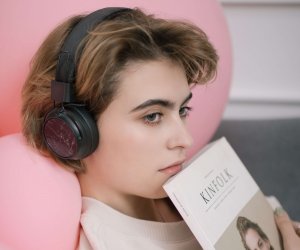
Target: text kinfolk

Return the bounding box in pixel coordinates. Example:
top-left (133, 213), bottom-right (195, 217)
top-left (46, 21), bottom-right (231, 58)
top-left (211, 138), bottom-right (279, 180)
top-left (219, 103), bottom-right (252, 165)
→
top-left (200, 168), bottom-right (233, 204)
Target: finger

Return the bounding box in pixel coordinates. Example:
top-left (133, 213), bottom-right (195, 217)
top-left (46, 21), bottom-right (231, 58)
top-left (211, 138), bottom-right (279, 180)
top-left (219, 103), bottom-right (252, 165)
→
top-left (274, 207), bottom-right (300, 249)
top-left (275, 208), bottom-right (295, 236)
top-left (292, 221), bottom-right (300, 236)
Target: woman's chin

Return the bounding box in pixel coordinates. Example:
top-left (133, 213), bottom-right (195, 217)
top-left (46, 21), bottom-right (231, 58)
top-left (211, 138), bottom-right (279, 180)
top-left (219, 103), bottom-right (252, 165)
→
top-left (152, 189), bottom-right (168, 200)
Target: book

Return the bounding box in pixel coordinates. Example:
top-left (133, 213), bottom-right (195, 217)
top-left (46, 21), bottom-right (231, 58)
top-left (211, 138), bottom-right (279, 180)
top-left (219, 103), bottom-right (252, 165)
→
top-left (163, 137), bottom-right (282, 250)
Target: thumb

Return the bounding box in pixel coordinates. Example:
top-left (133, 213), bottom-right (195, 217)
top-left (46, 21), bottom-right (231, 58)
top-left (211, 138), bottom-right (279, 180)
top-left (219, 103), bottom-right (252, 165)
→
top-left (274, 207), bottom-right (300, 250)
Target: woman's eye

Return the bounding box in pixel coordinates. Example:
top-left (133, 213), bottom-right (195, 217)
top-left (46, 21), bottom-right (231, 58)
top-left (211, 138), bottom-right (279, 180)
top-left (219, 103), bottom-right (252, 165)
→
top-left (143, 112), bottom-right (162, 125)
top-left (179, 106), bottom-right (192, 118)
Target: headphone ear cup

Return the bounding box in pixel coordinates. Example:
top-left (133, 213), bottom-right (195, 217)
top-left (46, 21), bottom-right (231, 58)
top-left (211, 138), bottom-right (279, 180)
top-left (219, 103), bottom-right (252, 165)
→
top-left (43, 105), bottom-right (99, 160)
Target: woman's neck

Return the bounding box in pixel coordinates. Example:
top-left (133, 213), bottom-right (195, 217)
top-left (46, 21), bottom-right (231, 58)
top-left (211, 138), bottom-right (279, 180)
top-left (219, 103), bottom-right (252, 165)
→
top-left (78, 173), bottom-right (182, 222)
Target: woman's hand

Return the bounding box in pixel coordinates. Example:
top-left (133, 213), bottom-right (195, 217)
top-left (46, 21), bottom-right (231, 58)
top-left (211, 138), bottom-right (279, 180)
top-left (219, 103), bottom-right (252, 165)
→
top-left (274, 207), bottom-right (300, 250)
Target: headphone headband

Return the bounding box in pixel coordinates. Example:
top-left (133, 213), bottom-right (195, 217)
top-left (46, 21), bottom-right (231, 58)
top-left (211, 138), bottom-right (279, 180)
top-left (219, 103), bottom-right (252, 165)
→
top-left (53, 7), bottom-right (131, 103)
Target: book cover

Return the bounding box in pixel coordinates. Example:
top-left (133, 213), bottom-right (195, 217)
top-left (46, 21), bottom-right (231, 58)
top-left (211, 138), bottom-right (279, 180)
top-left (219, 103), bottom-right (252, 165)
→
top-left (163, 137), bottom-right (282, 250)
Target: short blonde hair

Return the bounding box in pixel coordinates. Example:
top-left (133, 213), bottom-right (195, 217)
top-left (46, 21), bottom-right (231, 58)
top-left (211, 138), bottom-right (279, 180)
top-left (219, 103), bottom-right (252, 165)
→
top-left (21, 8), bottom-right (218, 172)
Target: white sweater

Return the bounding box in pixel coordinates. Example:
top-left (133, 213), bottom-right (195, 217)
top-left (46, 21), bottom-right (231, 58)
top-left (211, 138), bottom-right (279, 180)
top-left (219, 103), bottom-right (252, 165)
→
top-left (78, 197), bottom-right (202, 250)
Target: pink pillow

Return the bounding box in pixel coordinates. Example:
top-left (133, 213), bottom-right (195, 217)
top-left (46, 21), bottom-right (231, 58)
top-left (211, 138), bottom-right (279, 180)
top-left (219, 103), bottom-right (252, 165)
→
top-left (0, 133), bottom-right (81, 249)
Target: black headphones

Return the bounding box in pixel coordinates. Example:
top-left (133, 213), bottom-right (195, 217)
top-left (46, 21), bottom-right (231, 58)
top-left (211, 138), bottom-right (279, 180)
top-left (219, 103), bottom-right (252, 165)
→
top-left (43, 7), bottom-right (131, 160)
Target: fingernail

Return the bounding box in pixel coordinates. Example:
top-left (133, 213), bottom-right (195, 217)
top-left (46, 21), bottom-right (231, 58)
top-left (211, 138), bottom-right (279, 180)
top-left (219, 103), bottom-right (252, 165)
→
top-left (294, 222), bottom-right (300, 235)
top-left (274, 207), bottom-right (286, 216)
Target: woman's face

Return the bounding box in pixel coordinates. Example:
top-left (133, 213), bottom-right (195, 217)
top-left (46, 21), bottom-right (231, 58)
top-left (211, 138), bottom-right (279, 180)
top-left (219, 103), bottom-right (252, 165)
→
top-left (82, 59), bottom-right (193, 203)
top-left (245, 228), bottom-right (271, 250)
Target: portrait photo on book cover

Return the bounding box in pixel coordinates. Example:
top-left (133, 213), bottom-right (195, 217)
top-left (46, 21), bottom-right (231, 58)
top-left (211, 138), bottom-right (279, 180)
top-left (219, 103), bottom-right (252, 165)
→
top-left (236, 216), bottom-right (274, 250)
top-left (213, 191), bottom-right (282, 250)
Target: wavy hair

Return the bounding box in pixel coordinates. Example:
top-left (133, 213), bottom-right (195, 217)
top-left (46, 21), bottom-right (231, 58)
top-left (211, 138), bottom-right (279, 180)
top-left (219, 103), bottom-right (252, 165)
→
top-left (21, 8), bottom-right (218, 172)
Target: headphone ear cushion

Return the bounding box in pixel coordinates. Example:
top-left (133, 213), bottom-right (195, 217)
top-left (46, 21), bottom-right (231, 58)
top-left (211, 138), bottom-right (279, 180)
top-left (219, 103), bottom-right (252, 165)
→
top-left (43, 105), bottom-right (99, 160)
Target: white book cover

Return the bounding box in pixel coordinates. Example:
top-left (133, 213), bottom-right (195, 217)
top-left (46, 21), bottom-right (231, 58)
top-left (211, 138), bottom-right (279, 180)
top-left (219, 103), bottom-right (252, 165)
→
top-left (163, 137), bottom-right (282, 250)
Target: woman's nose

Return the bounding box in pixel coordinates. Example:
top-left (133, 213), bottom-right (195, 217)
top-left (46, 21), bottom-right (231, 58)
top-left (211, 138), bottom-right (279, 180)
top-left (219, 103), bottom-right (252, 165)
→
top-left (166, 119), bottom-right (193, 150)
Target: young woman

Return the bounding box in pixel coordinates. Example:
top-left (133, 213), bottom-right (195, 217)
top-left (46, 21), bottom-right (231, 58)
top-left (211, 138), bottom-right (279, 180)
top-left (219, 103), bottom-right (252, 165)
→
top-left (237, 216), bottom-right (274, 250)
top-left (21, 7), bottom-right (300, 250)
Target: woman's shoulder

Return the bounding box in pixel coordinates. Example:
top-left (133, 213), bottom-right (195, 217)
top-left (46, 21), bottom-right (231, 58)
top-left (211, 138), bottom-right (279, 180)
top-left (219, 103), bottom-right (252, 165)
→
top-left (77, 229), bottom-right (93, 250)
top-left (79, 197), bottom-right (203, 250)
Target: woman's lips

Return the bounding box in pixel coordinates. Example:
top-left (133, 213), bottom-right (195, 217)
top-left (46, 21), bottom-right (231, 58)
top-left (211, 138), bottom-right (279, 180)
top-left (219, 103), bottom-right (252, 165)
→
top-left (159, 164), bottom-right (183, 175)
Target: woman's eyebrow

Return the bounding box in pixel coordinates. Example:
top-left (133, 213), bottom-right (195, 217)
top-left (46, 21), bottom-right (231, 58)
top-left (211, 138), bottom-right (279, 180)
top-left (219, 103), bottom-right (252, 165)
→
top-left (181, 92), bottom-right (193, 106)
top-left (130, 92), bottom-right (192, 112)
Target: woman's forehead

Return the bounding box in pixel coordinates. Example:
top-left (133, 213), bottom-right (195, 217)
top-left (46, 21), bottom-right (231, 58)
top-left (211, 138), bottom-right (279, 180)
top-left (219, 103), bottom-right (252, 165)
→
top-left (102, 60), bottom-right (191, 115)
top-left (116, 60), bottom-right (189, 98)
